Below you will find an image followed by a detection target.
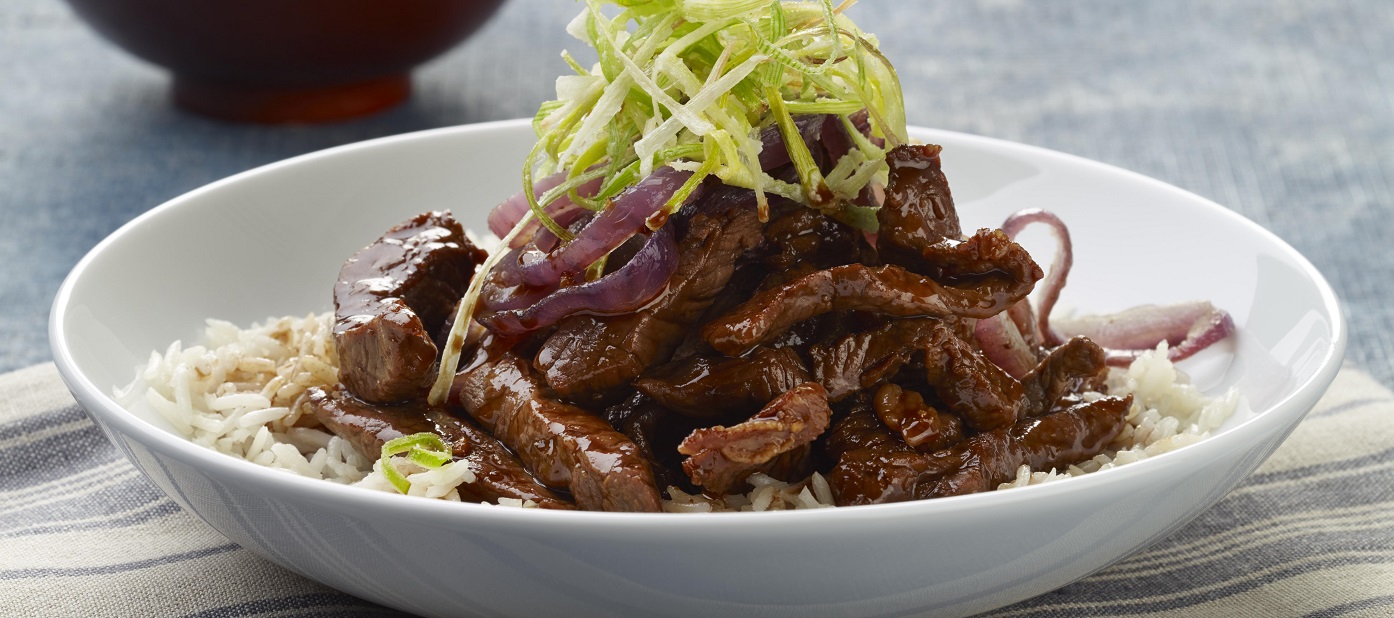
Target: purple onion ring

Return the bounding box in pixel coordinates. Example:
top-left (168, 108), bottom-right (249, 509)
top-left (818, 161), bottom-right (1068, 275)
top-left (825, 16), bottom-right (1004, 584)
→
top-left (476, 246), bottom-right (551, 315)
top-left (487, 170), bottom-right (603, 242)
top-left (999, 209), bottom-right (1234, 366)
top-left (1001, 208), bottom-right (1071, 347)
top-left (1052, 301), bottom-right (1237, 367)
top-left (518, 166), bottom-right (690, 288)
top-left (973, 312), bottom-right (1039, 379)
top-left (477, 225), bottom-right (679, 336)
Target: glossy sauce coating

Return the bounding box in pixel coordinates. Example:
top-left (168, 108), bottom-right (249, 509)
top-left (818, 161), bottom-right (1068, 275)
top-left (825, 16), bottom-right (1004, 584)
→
top-left (305, 385), bottom-right (572, 509)
top-left (810, 317), bottom-right (947, 401)
top-left (830, 395), bottom-right (1130, 506)
top-left (535, 203), bottom-right (766, 405)
top-left (877, 143), bottom-right (961, 268)
top-left (451, 343), bottom-right (662, 512)
top-left (919, 395), bottom-right (1131, 498)
top-left (702, 230), bottom-right (1042, 357)
top-left (872, 383), bottom-right (962, 452)
top-left (635, 346), bottom-right (812, 419)
top-left (923, 327), bottom-right (1025, 431)
top-left (333, 211), bottom-right (485, 403)
top-left (678, 382), bottom-right (832, 495)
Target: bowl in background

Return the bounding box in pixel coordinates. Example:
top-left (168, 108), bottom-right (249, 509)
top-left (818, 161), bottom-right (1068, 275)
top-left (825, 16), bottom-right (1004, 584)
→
top-left (50, 121), bottom-right (1345, 617)
top-left (64, 0), bottom-right (507, 123)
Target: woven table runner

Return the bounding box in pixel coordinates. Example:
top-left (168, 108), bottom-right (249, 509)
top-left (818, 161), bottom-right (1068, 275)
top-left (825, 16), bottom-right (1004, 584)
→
top-left (2, 362), bottom-right (1391, 617)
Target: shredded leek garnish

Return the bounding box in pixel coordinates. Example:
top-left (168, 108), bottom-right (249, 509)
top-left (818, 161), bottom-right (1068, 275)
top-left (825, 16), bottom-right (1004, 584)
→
top-left (428, 0), bottom-right (907, 405)
top-left (380, 432), bottom-right (453, 494)
top-left (533, 0), bottom-right (904, 233)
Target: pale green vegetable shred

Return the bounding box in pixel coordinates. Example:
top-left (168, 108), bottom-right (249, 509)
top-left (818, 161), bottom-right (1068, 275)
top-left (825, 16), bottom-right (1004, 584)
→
top-left (528, 0), bottom-right (906, 234)
top-left (429, 0), bottom-right (906, 405)
top-left (379, 432), bottom-right (453, 495)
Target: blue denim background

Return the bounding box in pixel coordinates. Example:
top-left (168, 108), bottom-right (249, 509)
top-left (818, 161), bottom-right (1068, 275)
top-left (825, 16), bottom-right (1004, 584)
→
top-left (2, 0), bottom-right (1391, 388)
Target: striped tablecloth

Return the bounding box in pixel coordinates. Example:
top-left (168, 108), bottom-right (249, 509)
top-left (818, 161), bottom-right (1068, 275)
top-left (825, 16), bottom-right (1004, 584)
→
top-left (2, 361), bottom-right (1391, 617)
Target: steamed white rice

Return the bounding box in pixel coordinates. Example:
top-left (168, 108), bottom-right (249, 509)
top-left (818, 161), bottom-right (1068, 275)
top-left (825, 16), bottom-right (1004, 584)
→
top-left (997, 342), bottom-right (1240, 489)
top-left (120, 315), bottom-right (1237, 511)
top-left (115, 313), bottom-right (511, 505)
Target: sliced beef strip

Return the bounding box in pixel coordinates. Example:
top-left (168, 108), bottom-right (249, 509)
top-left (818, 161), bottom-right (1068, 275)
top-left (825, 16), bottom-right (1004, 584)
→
top-left (829, 396), bottom-right (1130, 506)
top-left (1019, 336), bottom-right (1108, 417)
top-left (810, 317), bottom-right (946, 401)
top-left (677, 382), bottom-right (833, 496)
top-left (812, 316), bottom-right (1069, 436)
top-left (334, 211), bottom-right (487, 403)
top-left (535, 204), bottom-right (765, 406)
top-left (824, 393), bottom-right (907, 462)
top-left (823, 396), bottom-right (926, 505)
top-left (761, 206), bottom-right (877, 289)
top-left (703, 228), bottom-right (1042, 356)
top-left (634, 347), bottom-right (812, 419)
top-left (604, 392), bottom-right (701, 494)
top-left (450, 343), bottom-right (662, 512)
top-left (871, 383), bottom-right (964, 453)
top-left (814, 317), bottom-right (1104, 431)
top-left (304, 385), bottom-right (572, 509)
top-left (877, 144), bottom-right (962, 269)
top-left (923, 327), bottom-right (1026, 432)
top-left (917, 395), bottom-right (1131, 499)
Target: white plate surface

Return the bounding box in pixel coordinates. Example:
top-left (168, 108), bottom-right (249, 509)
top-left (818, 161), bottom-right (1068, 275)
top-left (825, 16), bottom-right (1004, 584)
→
top-left (51, 121), bottom-right (1345, 617)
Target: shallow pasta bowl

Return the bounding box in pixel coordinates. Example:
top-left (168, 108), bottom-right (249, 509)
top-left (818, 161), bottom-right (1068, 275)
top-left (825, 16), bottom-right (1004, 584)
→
top-left (50, 120), bottom-right (1345, 617)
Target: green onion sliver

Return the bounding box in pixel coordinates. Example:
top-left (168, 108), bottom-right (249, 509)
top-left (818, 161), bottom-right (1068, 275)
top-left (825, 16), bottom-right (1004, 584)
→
top-left (767, 85), bottom-right (834, 212)
top-left (379, 432), bottom-right (453, 495)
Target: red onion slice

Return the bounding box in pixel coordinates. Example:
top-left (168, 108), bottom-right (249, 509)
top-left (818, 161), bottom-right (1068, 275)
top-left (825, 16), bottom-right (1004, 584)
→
top-left (1001, 208), bottom-right (1071, 347)
top-left (493, 111), bottom-right (863, 244)
top-left (973, 313), bottom-right (1039, 379)
top-left (513, 201), bottom-right (593, 252)
top-left (518, 166), bottom-right (690, 288)
top-left (476, 246), bottom-right (551, 315)
top-left (477, 225), bottom-right (679, 336)
top-left (757, 114), bottom-right (829, 171)
top-left (998, 208), bottom-right (1233, 366)
top-left (1053, 301), bottom-right (1236, 366)
top-left (486, 170), bottom-right (603, 242)
top-left (757, 111), bottom-right (872, 172)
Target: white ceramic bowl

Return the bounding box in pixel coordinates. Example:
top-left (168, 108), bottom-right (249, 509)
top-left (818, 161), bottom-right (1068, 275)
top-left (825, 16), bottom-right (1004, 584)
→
top-left (50, 121), bottom-right (1345, 617)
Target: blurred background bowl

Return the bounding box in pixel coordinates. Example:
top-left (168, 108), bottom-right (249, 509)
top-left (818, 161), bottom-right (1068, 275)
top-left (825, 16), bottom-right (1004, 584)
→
top-left (63, 0), bottom-right (507, 123)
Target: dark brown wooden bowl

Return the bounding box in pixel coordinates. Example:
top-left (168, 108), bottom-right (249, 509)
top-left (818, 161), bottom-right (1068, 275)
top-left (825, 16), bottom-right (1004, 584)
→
top-left (65, 0), bottom-right (507, 123)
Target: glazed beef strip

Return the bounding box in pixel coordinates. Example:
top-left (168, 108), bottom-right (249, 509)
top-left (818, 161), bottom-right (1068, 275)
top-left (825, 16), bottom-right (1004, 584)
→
top-left (677, 382), bottom-right (833, 496)
top-left (821, 397), bottom-right (929, 505)
top-left (604, 392), bottom-right (702, 494)
top-left (334, 211), bottom-right (487, 403)
top-left (703, 229), bottom-right (1042, 356)
top-left (1018, 336), bottom-right (1108, 416)
top-left (919, 326), bottom-right (1110, 431)
top-left (877, 143), bottom-right (962, 269)
top-left (810, 317), bottom-right (948, 401)
top-left (917, 395), bottom-right (1132, 499)
top-left (824, 394), bottom-right (908, 462)
top-left (535, 203), bottom-right (765, 405)
top-left (304, 385), bottom-right (572, 509)
top-left (922, 327), bottom-right (1026, 432)
top-left (634, 347), bottom-right (812, 419)
top-left (761, 206), bottom-right (877, 289)
top-left (829, 396), bottom-right (1131, 506)
top-left (450, 344), bottom-right (663, 512)
top-left (813, 321), bottom-right (1106, 433)
top-left (872, 383), bottom-right (964, 453)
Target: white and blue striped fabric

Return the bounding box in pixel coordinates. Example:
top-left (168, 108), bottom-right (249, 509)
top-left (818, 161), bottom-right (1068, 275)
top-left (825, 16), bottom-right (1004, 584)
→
top-left (2, 361), bottom-right (1392, 617)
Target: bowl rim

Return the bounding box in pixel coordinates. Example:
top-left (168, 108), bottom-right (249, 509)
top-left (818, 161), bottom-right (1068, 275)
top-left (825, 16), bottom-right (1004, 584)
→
top-left (48, 119), bottom-right (1348, 530)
